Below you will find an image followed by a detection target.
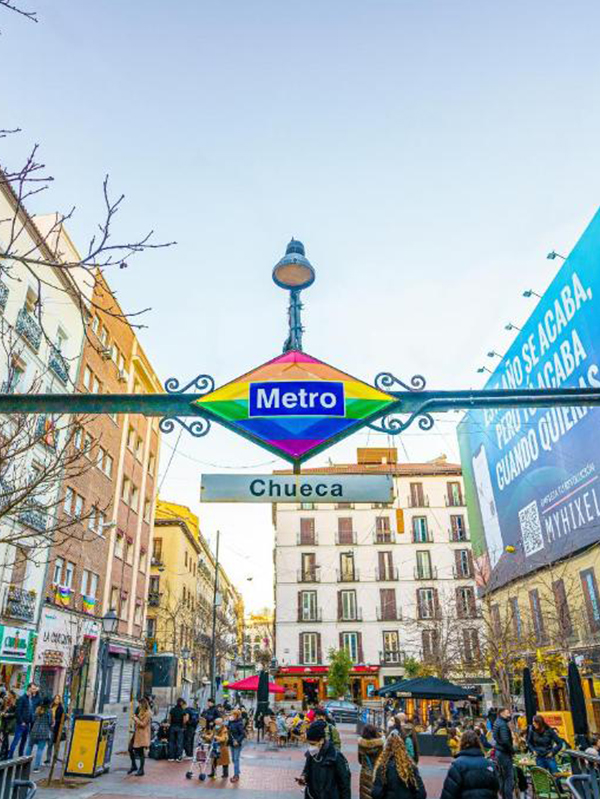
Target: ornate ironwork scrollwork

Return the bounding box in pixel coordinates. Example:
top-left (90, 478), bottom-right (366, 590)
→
top-left (374, 372), bottom-right (427, 393)
top-left (158, 416), bottom-right (211, 438)
top-left (367, 406), bottom-right (435, 435)
top-left (163, 373), bottom-right (215, 395)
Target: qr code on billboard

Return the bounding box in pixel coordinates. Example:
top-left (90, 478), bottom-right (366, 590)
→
top-left (519, 500), bottom-right (544, 557)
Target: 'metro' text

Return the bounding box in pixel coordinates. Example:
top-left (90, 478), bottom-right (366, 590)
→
top-left (248, 380), bottom-right (345, 417)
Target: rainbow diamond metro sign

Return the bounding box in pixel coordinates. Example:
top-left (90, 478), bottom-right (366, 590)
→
top-left (193, 350), bottom-right (396, 465)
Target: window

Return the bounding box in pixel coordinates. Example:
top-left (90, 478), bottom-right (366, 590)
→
top-left (83, 432), bottom-right (93, 454)
top-left (301, 552), bottom-right (317, 581)
top-left (91, 316), bottom-right (99, 335)
top-left (380, 588), bottom-right (397, 621)
top-left (134, 603), bottom-right (142, 626)
top-left (121, 477), bottom-right (131, 505)
top-left (300, 591), bottom-right (317, 621)
top-left (4, 360), bottom-right (25, 394)
top-left (450, 515), bottom-right (467, 541)
top-left (383, 631), bottom-right (399, 654)
top-left (148, 453), bottom-right (156, 476)
top-left (139, 549), bottom-right (147, 573)
top-left (96, 447), bottom-right (105, 469)
top-left (115, 533), bottom-right (124, 559)
top-left (127, 426), bottom-right (136, 450)
top-left (412, 517), bottom-right (429, 543)
top-left (339, 552), bottom-right (355, 580)
top-left (463, 629), bottom-right (480, 663)
top-left (341, 632), bottom-right (359, 663)
top-left (378, 550), bottom-right (395, 580)
top-left (185, 551), bottom-right (188, 568)
top-left (93, 375), bottom-right (102, 394)
top-left (551, 579), bottom-right (572, 637)
top-left (337, 518), bottom-right (354, 545)
top-left (490, 603), bottom-right (502, 637)
top-left (455, 549), bottom-right (472, 578)
top-left (300, 502), bottom-right (314, 510)
top-left (422, 628), bottom-right (439, 661)
top-left (88, 506), bottom-right (97, 533)
top-left (336, 502), bottom-right (353, 510)
top-left (125, 539), bottom-right (134, 565)
top-left (82, 570), bottom-right (99, 598)
top-left (149, 575), bottom-right (160, 595)
top-left (375, 516), bottom-right (391, 542)
top-left (447, 481), bottom-right (463, 507)
top-left (581, 569), bottom-right (600, 632)
top-left (152, 538), bottom-right (162, 563)
top-left (136, 436), bottom-right (144, 461)
top-left (100, 325), bottom-right (109, 347)
top-left (83, 366), bottom-right (93, 391)
top-left (417, 588), bottom-right (437, 619)
top-left (299, 518), bottom-right (316, 546)
top-left (103, 453), bottom-right (113, 478)
top-left (74, 427), bottom-right (83, 451)
top-left (340, 590), bottom-right (357, 621)
top-left (110, 586), bottom-right (120, 615)
top-left (301, 632), bottom-right (318, 665)
top-left (52, 557), bottom-right (64, 585)
top-left (509, 597), bottom-right (522, 640)
top-left (529, 588), bottom-right (545, 642)
top-left (143, 498), bottom-right (151, 522)
top-left (64, 561), bottom-right (75, 588)
top-left (121, 592), bottom-right (129, 619)
top-left (416, 550), bottom-right (432, 579)
top-left (74, 493), bottom-right (84, 518)
top-left (64, 487), bottom-right (74, 515)
top-left (147, 617), bottom-right (156, 638)
top-left (456, 586), bottom-right (476, 618)
top-left (130, 484), bottom-right (139, 513)
top-left (409, 482), bottom-right (425, 507)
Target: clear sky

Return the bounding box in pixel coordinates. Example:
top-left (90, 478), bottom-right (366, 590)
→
top-left (2, 0), bottom-right (600, 610)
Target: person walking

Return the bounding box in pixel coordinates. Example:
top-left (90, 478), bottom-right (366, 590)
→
top-left (25, 699), bottom-right (52, 772)
top-left (228, 708), bottom-right (246, 783)
top-left (314, 706), bottom-right (341, 750)
top-left (205, 717), bottom-right (230, 779)
top-left (440, 730), bottom-right (500, 799)
top-left (167, 698), bottom-right (188, 762)
top-left (0, 691), bottom-right (16, 760)
top-left (201, 698), bottom-right (219, 731)
top-left (44, 695), bottom-right (64, 765)
top-left (297, 720), bottom-right (351, 799)
top-left (392, 713), bottom-right (420, 763)
top-left (526, 714), bottom-right (564, 774)
top-left (358, 723), bottom-right (385, 799)
top-left (9, 683), bottom-right (38, 758)
top-left (493, 707), bottom-right (515, 799)
top-left (183, 703), bottom-right (198, 759)
top-left (128, 698), bottom-right (152, 776)
top-left (371, 733), bottom-right (427, 799)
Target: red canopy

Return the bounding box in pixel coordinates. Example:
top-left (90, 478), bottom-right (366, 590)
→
top-left (227, 675), bottom-right (284, 694)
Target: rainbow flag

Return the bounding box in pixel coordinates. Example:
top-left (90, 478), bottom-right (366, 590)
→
top-left (194, 350), bottom-right (395, 463)
top-left (54, 585), bottom-right (72, 606)
top-left (82, 595), bottom-right (96, 614)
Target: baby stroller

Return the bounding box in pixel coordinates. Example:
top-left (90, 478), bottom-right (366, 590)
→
top-left (185, 729), bottom-right (220, 782)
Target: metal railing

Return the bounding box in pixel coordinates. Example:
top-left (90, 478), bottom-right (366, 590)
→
top-left (338, 608), bottom-right (363, 622)
top-left (297, 570), bottom-right (320, 583)
top-left (15, 307), bottom-right (42, 351)
top-left (566, 750), bottom-right (600, 799)
top-left (452, 565), bottom-right (473, 579)
top-left (148, 591), bottom-right (161, 607)
top-left (3, 586), bottom-right (36, 623)
top-left (377, 605), bottom-right (402, 621)
top-left (335, 531), bottom-right (357, 545)
top-left (414, 566), bottom-right (438, 581)
top-left (375, 567), bottom-right (399, 581)
top-left (449, 529), bottom-right (469, 542)
top-left (380, 649), bottom-right (404, 664)
top-left (373, 532), bottom-right (393, 544)
top-left (0, 755), bottom-right (35, 799)
top-left (336, 569), bottom-right (360, 583)
top-left (407, 495), bottom-right (430, 507)
top-left (18, 503), bottom-right (47, 533)
top-left (0, 280), bottom-right (8, 314)
top-left (297, 607), bottom-right (322, 622)
top-left (445, 495), bottom-right (465, 507)
top-left (297, 531), bottom-right (318, 546)
top-left (48, 347), bottom-right (70, 383)
top-left (412, 531), bottom-right (433, 544)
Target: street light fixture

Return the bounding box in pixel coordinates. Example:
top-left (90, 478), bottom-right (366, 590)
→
top-left (102, 608), bottom-right (118, 635)
top-left (505, 323), bottom-right (522, 332)
top-left (272, 239), bottom-right (315, 353)
top-left (547, 250), bottom-right (566, 261)
top-left (523, 289), bottom-right (542, 299)
top-left (477, 367), bottom-right (492, 374)
top-left (487, 351), bottom-right (504, 359)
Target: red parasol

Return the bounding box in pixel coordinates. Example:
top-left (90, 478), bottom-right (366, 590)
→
top-left (227, 674), bottom-right (284, 694)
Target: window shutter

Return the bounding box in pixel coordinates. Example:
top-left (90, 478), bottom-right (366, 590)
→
top-left (317, 633), bottom-right (322, 664)
top-left (299, 633), bottom-right (304, 665)
top-left (454, 550), bottom-right (461, 576)
top-left (339, 632), bottom-right (344, 650)
top-left (468, 588), bottom-right (477, 617)
top-left (581, 570), bottom-right (600, 632)
top-left (467, 550), bottom-right (474, 577)
top-left (416, 589), bottom-right (423, 620)
top-left (473, 630), bottom-right (481, 661)
top-left (422, 630), bottom-right (430, 660)
top-left (357, 632), bottom-right (364, 663)
top-left (455, 587), bottom-right (464, 619)
top-left (298, 591), bottom-right (303, 622)
top-left (433, 588), bottom-right (441, 619)
top-left (337, 591), bottom-right (343, 621)
top-left (378, 551), bottom-right (386, 577)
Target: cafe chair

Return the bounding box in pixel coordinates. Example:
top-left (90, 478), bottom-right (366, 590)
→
top-left (529, 766), bottom-right (565, 799)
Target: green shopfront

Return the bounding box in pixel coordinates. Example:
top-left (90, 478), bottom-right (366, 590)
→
top-left (0, 624), bottom-right (36, 691)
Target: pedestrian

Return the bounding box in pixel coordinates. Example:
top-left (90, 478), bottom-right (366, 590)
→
top-left (440, 730), bottom-right (499, 799)
top-left (128, 697), bottom-right (152, 776)
top-left (167, 697), bottom-right (188, 762)
top-left (492, 707), bottom-right (515, 799)
top-left (25, 699), bottom-right (52, 772)
top-left (392, 713), bottom-right (420, 763)
top-left (358, 723), bottom-right (385, 799)
top-left (314, 706), bottom-right (342, 750)
top-left (201, 698), bottom-right (219, 731)
top-left (0, 690), bottom-right (16, 760)
top-left (585, 735), bottom-right (600, 757)
top-left (44, 695), bottom-right (64, 765)
top-left (296, 720), bottom-right (351, 799)
top-left (447, 727), bottom-right (461, 757)
top-left (183, 703), bottom-right (199, 759)
top-left (9, 683), bottom-right (38, 758)
top-left (372, 732), bottom-right (427, 799)
top-left (526, 714), bottom-right (564, 773)
top-left (228, 708), bottom-right (245, 783)
top-left (205, 717), bottom-right (230, 779)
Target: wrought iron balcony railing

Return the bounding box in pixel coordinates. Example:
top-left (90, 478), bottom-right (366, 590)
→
top-left (335, 531), bottom-right (356, 545)
top-left (297, 531), bottom-right (318, 546)
top-left (0, 281), bottom-right (8, 314)
top-left (380, 649), bottom-right (404, 664)
top-left (148, 591), bottom-right (161, 607)
top-left (297, 570), bottom-right (320, 583)
top-left (4, 586), bottom-right (36, 622)
top-left (412, 531), bottom-right (434, 544)
top-left (377, 605), bottom-right (402, 621)
top-left (449, 529), bottom-right (470, 542)
top-left (407, 494), bottom-right (430, 508)
top-left (374, 532), bottom-right (393, 544)
top-left (446, 495), bottom-right (465, 507)
top-left (15, 307), bottom-right (42, 351)
top-left (336, 569), bottom-right (360, 583)
top-left (18, 503), bottom-right (47, 532)
top-left (414, 566), bottom-right (438, 581)
top-left (48, 347), bottom-right (70, 384)
top-left (297, 607), bottom-right (323, 623)
top-left (338, 607), bottom-right (363, 622)
top-left (452, 565), bottom-right (473, 579)
top-left (375, 567), bottom-right (399, 581)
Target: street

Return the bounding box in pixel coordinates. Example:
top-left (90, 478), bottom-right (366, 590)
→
top-left (36, 725), bottom-right (451, 799)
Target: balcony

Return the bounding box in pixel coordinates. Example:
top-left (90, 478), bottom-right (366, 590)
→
top-left (380, 649), bottom-right (404, 665)
top-left (297, 654), bottom-right (320, 667)
top-left (336, 531), bottom-right (357, 545)
top-left (19, 503), bottom-right (47, 532)
top-left (297, 570), bottom-right (320, 583)
top-left (412, 532), bottom-right (434, 544)
top-left (407, 494), bottom-right (430, 508)
top-left (296, 531), bottom-right (318, 546)
top-left (377, 605), bottom-right (402, 621)
top-left (15, 307), bottom-right (42, 352)
top-left (374, 532), bottom-right (393, 544)
top-left (449, 529), bottom-right (469, 542)
top-left (446, 495), bottom-right (465, 508)
top-left (0, 280), bottom-right (8, 313)
top-left (338, 608), bottom-right (363, 622)
top-left (375, 567), bottom-right (399, 582)
top-left (414, 566), bottom-right (438, 581)
top-left (453, 565), bottom-right (473, 580)
top-left (336, 569), bottom-right (360, 583)
top-left (4, 586), bottom-right (36, 622)
top-left (457, 607), bottom-right (483, 620)
top-left (151, 556), bottom-right (163, 568)
top-left (48, 347), bottom-right (70, 384)
top-left (148, 591), bottom-right (161, 607)
top-left (35, 416), bottom-right (58, 449)
top-left (298, 608), bottom-right (323, 623)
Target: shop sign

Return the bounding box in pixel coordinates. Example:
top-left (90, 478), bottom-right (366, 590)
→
top-left (0, 626), bottom-right (31, 660)
top-left (201, 473), bottom-right (393, 503)
top-left (35, 609), bottom-right (100, 667)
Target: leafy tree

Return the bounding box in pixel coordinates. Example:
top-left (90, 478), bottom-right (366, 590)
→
top-left (327, 648), bottom-right (353, 699)
top-left (403, 656), bottom-right (423, 678)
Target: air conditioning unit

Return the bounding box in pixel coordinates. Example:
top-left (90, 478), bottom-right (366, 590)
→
top-left (118, 369), bottom-right (127, 383)
top-left (100, 347), bottom-right (112, 360)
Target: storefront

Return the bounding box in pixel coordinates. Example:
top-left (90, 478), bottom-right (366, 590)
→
top-left (0, 624), bottom-right (36, 691)
top-left (99, 638), bottom-right (145, 712)
top-left (34, 607), bottom-right (100, 710)
top-left (276, 665), bottom-right (379, 706)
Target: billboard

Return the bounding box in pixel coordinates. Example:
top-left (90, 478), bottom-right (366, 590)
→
top-left (458, 209), bottom-right (600, 591)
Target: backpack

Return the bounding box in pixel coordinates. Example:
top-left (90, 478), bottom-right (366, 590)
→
top-left (404, 734), bottom-right (415, 759)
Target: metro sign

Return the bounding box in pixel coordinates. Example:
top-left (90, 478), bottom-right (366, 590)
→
top-left (193, 350), bottom-right (396, 464)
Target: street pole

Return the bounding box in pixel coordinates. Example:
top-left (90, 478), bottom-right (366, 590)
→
top-left (209, 530), bottom-right (220, 701)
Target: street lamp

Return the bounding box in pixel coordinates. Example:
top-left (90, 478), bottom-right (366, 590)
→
top-left (102, 608), bottom-right (118, 635)
top-left (487, 351), bottom-right (504, 359)
top-left (273, 239), bottom-right (315, 353)
top-left (547, 250), bottom-right (566, 261)
top-left (96, 609), bottom-right (118, 711)
top-left (505, 323), bottom-right (522, 332)
top-left (477, 367), bottom-right (492, 374)
top-left (523, 289), bottom-right (542, 299)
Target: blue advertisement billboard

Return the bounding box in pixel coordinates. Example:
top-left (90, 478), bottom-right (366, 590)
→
top-left (458, 209), bottom-right (600, 591)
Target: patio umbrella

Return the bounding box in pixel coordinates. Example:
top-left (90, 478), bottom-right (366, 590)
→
top-left (567, 660), bottom-right (589, 743)
top-left (227, 674), bottom-right (284, 693)
top-left (522, 667), bottom-right (537, 727)
top-left (256, 668), bottom-right (270, 714)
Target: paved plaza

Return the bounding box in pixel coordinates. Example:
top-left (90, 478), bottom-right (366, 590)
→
top-left (35, 726), bottom-right (452, 799)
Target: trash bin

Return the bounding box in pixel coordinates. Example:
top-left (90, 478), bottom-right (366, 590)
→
top-left (65, 714), bottom-right (116, 777)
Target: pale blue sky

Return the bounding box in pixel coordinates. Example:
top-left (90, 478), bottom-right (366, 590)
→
top-left (2, 1), bottom-right (600, 608)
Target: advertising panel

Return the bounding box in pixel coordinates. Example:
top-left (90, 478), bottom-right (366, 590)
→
top-left (458, 209), bottom-right (600, 591)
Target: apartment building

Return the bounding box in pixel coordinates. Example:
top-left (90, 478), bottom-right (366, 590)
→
top-left (274, 448), bottom-right (482, 706)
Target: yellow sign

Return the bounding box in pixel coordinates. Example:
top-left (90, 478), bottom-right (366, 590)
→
top-left (66, 718), bottom-right (101, 776)
top-left (539, 711), bottom-right (575, 747)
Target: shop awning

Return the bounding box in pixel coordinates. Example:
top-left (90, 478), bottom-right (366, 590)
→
top-left (376, 676), bottom-right (475, 700)
top-left (228, 675), bottom-right (284, 694)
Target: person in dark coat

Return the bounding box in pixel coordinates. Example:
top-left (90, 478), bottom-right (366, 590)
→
top-left (440, 730), bottom-right (500, 799)
top-left (44, 695), bottom-right (64, 765)
top-left (526, 715), bottom-right (564, 773)
top-left (358, 723), bottom-right (385, 799)
top-left (372, 731), bottom-right (427, 799)
top-left (228, 709), bottom-right (246, 783)
top-left (492, 707), bottom-right (515, 799)
top-left (9, 683), bottom-right (39, 758)
top-left (201, 698), bottom-right (220, 730)
top-left (297, 720), bottom-right (351, 799)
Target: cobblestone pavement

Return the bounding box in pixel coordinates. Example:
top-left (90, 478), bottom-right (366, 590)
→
top-left (36, 726), bottom-right (452, 799)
